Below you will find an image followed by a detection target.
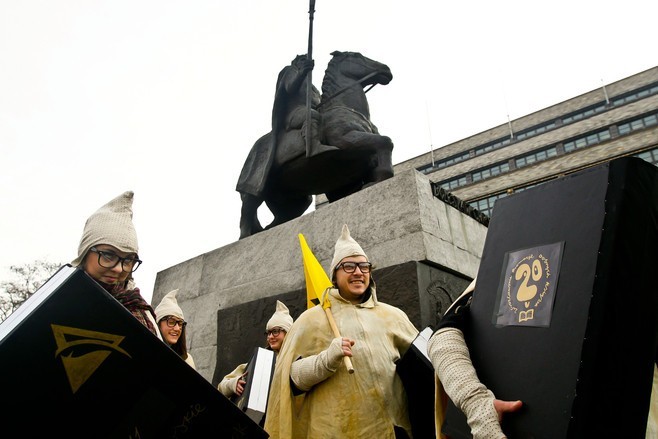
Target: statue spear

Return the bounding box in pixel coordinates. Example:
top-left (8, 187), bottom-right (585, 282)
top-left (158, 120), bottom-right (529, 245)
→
top-left (305, 0), bottom-right (316, 158)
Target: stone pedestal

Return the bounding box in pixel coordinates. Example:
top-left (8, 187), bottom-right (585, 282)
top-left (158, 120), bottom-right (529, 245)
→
top-left (152, 169), bottom-right (488, 383)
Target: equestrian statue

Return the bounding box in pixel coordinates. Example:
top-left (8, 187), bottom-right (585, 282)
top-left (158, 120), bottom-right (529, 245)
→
top-left (236, 51), bottom-right (394, 239)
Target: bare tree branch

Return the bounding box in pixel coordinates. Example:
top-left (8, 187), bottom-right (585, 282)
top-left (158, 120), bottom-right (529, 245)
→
top-left (1, 260), bottom-right (62, 322)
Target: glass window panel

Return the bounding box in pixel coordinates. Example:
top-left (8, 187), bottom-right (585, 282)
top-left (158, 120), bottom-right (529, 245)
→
top-left (631, 120), bottom-right (644, 130)
top-left (618, 123), bottom-right (631, 135)
top-left (637, 151), bottom-right (651, 161)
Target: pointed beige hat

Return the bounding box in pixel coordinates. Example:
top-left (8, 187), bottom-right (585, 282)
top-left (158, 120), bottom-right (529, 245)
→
top-left (266, 300), bottom-right (294, 332)
top-left (329, 224), bottom-right (368, 274)
top-left (154, 289), bottom-right (185, 322)
top-left (72, 191), bottom-right (139, 266)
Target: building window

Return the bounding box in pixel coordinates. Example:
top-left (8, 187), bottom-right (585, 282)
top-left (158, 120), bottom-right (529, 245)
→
top-left (471, 162), bottom-right (510, 182)
top-left (417, 151), bottom-right (471, 174)
top-left (562, 104), bottom-right (608, 124)
top-left (474, 138), bottom-right (511, 156)
top-left (515, 146), bottom-right (559, 169)
top-left (612, 84), bottom-right (658, 106)
top-left (440, 176), bottom-right (468, 190)
top-left (617, 112), bottom-right (658, 135)
top-left (416, 82), bottom-right (658, 176)
top-left (468, 148), bottom-right (658, 218)
top-left (635, 147), bottom-right (658, 166)
top-left (470, 192), bottom-right (509, 217)
top-left (563, 128), bottom-right (611, 153)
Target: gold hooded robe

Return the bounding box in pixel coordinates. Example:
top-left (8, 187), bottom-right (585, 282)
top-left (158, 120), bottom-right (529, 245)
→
top-left (265, 286), bottom-right (418, 438)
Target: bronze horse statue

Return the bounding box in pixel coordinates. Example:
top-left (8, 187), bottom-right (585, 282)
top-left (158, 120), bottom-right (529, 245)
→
top-left (236, 51), bottom-right (394, 239)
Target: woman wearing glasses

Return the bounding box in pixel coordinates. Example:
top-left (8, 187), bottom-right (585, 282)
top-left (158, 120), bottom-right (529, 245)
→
top-left (71, 191), bottom-right (160, 339)
top-left (154, 289), bottom-right (195, 369)
top-left (217, 300), bottom-right (293, 398)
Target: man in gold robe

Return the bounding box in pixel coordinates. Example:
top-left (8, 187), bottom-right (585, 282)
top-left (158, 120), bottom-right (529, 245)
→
top-left (265, 224), bottom-right (419, 438)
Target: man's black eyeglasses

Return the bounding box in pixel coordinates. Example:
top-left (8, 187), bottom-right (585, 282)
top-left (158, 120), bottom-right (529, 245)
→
top-left (164, 317), bottom-right (186, 328)
top-left (335, 261), bottom-right (372, 274)
top-left (90, 247), bottom-right (142, 272)
top-left (265, 328), bottom-right (285, 337)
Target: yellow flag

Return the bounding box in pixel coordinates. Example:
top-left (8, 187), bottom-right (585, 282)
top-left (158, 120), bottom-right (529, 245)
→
top-left (298, 233), bottom-right (332, 309)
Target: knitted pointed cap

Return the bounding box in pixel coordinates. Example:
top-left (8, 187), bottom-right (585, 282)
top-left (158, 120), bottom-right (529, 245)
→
top-left (154, 289), bottom-right (185, 322)
top-left (266, 300), bottom-right (294, 332)
top-left (329, 224), bottom-right (368, 274)
top-left (71, 191), bottom-right (139, 266)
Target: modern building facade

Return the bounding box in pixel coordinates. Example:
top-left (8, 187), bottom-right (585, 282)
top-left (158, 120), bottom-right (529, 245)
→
top-left (394, 66), bottom-right (658, 218)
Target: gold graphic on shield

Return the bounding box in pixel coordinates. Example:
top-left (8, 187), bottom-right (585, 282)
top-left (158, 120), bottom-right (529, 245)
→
top-left (506, 253), bottom-right (552, 323)
top-left (52, 324), bottom-right (131, 393)
top-left (496, 242), bottom-right (563, 327)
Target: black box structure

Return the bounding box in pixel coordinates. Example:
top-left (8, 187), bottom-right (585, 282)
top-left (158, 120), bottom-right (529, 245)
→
top-left (443, 157), bottom-right (658, 438)
top-left (0, 265), bottom-right (268, 439)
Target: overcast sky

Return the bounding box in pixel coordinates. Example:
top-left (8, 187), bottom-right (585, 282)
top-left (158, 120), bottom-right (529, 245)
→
top-left (1, 0), bottom-right (656, 304)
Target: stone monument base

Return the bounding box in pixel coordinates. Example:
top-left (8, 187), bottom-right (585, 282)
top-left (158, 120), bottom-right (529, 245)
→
top-left (152, 169), bottom-right (488, 383)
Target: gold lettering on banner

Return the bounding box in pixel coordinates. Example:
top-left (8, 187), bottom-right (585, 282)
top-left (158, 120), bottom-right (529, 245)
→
top-left (51, 324), bottom-right (131, 393)
top-left (172, 403), bottom-right (207, 438)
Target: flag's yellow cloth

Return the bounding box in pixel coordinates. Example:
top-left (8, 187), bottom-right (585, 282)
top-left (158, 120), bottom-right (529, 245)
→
top-left (298, 234), bottom-right (331, 309)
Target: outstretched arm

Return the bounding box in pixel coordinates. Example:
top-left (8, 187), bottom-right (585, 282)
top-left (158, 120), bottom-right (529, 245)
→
top-left (217, 363), bottom-right (247, 398)
top-left (429, 327), bottom-right (503, 438)
top-left (290, 337), bottom-right (353, 392)
top-left (428, 280), bottom-right (522, 438)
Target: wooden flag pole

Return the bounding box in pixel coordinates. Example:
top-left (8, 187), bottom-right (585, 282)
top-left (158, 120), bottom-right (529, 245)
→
top-left (323, 305), bottom-right (355, 374)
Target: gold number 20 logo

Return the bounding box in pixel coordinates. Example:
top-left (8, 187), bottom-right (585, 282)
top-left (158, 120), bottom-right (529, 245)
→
top-left (515, 258), bottom-right (543, 304)
top-left (506, 253), bottom-right (551, 322)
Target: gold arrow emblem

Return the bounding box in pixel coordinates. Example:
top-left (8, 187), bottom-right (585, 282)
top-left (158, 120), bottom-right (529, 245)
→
top-left (52, 324), bottom-right (132, 393)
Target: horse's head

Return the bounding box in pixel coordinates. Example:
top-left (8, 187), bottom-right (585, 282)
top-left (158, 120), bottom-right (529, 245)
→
top-left (327, 50), bottom-right (393, 87)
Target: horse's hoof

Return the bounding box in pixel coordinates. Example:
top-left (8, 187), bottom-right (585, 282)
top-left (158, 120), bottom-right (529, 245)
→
top-left (239, 223), bottom-right (264, 239)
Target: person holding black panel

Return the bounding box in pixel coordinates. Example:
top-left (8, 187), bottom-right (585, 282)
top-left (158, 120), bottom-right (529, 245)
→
top-left (428, 279), bottom-right (521, 438)
top-left (71, 191), bottom-right (160, 339)
top-left (218, 300), bottom-right (293, 398)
